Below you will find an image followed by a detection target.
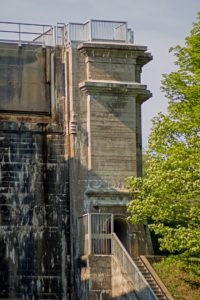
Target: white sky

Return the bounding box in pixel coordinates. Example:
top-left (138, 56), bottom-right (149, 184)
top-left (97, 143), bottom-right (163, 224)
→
top-left (1, 0), bottom-right (199, 146)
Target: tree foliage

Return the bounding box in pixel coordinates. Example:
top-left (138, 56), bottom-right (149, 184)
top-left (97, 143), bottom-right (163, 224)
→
top-left (127, 12), bottom-right (200, 257)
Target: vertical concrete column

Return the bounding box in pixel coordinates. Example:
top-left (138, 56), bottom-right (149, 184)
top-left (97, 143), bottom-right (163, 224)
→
top-left (67, 41), bottom-right (152, 298)
top-left (78, 43), bottom-right (152, 187)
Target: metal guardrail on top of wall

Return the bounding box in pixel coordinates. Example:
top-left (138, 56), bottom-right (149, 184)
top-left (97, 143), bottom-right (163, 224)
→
top-left (56, 20), bottom-right (134, 45)
top-left (0, 20), bottom-right (134, 46)
top-left (0, 21), bottom-right (54, 46)
top-left (64, 20), bottom-right (134, 44)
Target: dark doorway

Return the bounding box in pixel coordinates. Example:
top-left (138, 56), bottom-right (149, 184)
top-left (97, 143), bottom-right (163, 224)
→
top-left (114, 217), bottom-right (128, 250)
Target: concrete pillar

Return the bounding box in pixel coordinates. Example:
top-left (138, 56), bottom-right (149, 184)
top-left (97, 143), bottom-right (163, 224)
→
top-left (66, 41), bottom-right (153, 297)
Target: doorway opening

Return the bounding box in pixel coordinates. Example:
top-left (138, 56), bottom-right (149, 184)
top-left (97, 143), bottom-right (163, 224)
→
top-left (114, 217), bottom-right (129, 250)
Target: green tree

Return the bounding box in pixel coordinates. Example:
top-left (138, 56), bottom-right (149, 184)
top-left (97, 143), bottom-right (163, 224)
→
top-left (127, 12), bottom-right (200, 257)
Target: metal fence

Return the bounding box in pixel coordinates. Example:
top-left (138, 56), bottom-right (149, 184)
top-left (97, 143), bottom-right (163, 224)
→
top-left (91, 20), bottom-right (127, 41)
top-left (78, 213), bottom-right (113, 255)
top-left (64, 20), bottom-right (134, 44)
top-left (0, 21), bottom-right (53, 46)
top-left (56, 23), bottom-right (67, 46)
top-left (111, 233), bottom-right (157, 300)
top-left (0, 20), bottom-right (134, 46)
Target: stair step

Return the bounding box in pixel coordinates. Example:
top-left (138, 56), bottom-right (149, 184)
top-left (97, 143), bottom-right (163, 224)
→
top-left (155, 293), bottom-right (165, 297)
top-left (138, 266), bottom-right (147, 270)
top-left (145, 278), bottom-right (156, 282)
top-left (155, 294), bottom-right (166, 299)
top-left (151, 287), bottom-right (160, 292)
top-left (151, 286), bottom-right (160, 291)
top-left (154, 291), bottom-right (165, 296)
top-left (147, 279), bottom-right (157, 283)
top-left (150, 287), bottom-right (161, 292)
top-left (136, 265), bottom-right (145, 269)
top-left (149, 282), bottom-right (160, 287)
top-left (138, 269), bottom-right (150, 274)
top-left (141, 272), bottom-right (150, 276)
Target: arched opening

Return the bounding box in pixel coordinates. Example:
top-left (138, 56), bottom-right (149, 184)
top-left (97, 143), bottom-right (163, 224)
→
top-left (114, 217), bottom-right (129, 250)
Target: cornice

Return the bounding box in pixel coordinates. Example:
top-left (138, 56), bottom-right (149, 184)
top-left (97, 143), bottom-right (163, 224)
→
top-left (79, 80), bottom-right (152, 102)
top-left (77, 42), bottom-right (153, 65)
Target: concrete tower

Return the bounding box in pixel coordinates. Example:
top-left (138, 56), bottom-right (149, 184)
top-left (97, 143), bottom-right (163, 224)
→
top-left (64, 20), bottom-right (153, 298)
top-left (0, 20), bottom-right (152, 299)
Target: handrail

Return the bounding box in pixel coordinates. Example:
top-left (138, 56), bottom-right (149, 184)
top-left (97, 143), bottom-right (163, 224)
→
top-left (0, 21), bottom-right (52, 27)
top-left (0, 21), bottom-right (53, 46)
top-left (64, 20), bottom-right (134, 44)
top-left (0, 20), bottom-right (134, 46)
top-left (111, 233), bottom-right (158, 300)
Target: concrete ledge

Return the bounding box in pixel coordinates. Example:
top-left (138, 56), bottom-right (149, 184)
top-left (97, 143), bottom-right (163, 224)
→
top-left (77, 42), bottom-right (153, 64)
top-left (79, 80), bottom-right (152, 101)
top-left (78, 42), bottom-right (148, 51)
top-left (78, 42), bottom-right (153, 67)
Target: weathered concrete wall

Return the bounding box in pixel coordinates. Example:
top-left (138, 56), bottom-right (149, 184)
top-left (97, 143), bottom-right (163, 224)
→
top-left (111, 256), bottom-right (139, 300)
top-left (80, 255), bottom-right (139, 300)
top-left (66, 43), bottom-right (152, 226)
top-left (80, 255), bottom-right (112, 300)
top-left (78, 43), bottom-right (152, 189)
top-left (0, 44), bottom-right (70, 299)
top-left (0, 44), bottom-right (51, 114)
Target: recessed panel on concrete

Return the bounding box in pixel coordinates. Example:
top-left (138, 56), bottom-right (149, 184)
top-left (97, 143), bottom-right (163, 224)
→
top-left (0, 43), bottom-right (50, 114)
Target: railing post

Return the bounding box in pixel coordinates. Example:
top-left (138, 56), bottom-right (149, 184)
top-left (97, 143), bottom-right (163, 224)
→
top-left (68, 23), bottom-right (71, 43)
top-left (125, 22), bottom-right (128, 43)
top-left (89, 20), bottom-right (92, 41)
top-left (18, 23), bottom-right (21, 46)
top-left (111, 214), bottom-right (114, 234)
top-left (111, 215), bottom-right (114, 254)
top-left (63, 24), bottom-right (66, 46)
top-left (88, 213), bottom-right (92, 254)
top-left (42, 25), bottom-right (45, 47)
top-left (54, 26), bottom-right (56, 47)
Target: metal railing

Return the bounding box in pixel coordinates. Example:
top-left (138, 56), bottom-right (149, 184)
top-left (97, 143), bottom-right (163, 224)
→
top-left (78, 213), bottom-right (113, 255)
top-left (56, 23), bottom-right (67, 46)
top-left (0, 20), bottom-right (134, 46)
top-left (61, 20), bottom-right (134, 44)
top-left (111, 233), bottom-right (158, 300)
top-left (0, 21), bottom-right (53, 46)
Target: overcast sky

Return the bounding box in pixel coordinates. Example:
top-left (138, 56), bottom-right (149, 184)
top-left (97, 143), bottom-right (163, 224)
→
top-left (1, 0), bottom-right (199, 146)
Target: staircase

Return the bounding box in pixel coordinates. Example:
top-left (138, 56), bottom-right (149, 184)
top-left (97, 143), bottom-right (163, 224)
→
top-left (111, 233), bottom-right (174, 300)
top-left (133, 257), bottom-right (168, 300)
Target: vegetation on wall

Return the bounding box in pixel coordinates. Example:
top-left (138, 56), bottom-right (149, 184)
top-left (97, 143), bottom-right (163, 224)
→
top-left (127, 12), bottom-right (200, 258)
